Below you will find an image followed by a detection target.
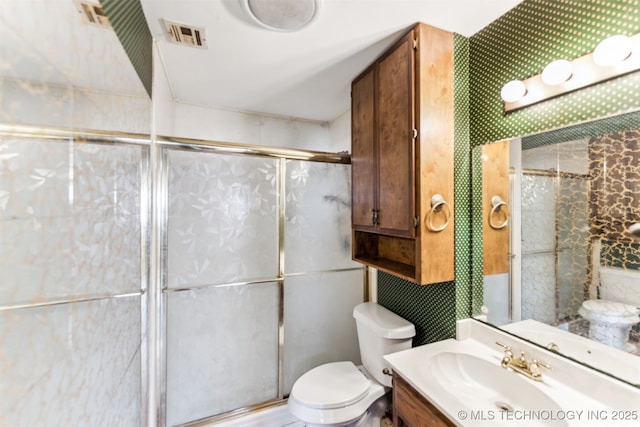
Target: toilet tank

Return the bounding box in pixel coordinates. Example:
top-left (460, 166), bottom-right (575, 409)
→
top-left (353, 302), bottom-right (415, 387)
top-left (599, 266), bottom-right (640, 307)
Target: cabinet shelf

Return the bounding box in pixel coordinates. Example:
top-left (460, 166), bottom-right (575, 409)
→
top-left (354, 256), bottom-right (416, 283)
top-left (353, 231), bottom-right (417, 283)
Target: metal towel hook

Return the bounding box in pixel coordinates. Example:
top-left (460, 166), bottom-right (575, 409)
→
top-left (426, 194), bottom-right (451, 232)
top-left (489, 195), bottom-right (510, 230)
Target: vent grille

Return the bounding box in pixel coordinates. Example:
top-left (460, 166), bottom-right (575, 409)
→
top-left (74, 0), bottom-right (111, 28)
top-left (162, 19), bottom-right (207, 49)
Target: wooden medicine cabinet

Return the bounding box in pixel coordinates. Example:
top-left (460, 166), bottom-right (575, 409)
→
top-left (351, 22), bottom-right (455, 285)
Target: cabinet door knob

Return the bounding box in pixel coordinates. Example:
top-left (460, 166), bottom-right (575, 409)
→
top-left (371, 209), bottom-right (379, 225)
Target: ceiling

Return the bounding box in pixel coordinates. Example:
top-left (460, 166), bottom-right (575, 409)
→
top-left (2, 0), bottom-right (525, 123)
top-left (142, 0), bottom-right (525, 122)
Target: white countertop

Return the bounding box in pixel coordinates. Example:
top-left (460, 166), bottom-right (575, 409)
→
top-left (384, 319), bottom-right (640, 427)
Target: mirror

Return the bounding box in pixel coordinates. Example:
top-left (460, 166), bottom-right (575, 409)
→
top-left (473, 111), bottom-right (640, 387)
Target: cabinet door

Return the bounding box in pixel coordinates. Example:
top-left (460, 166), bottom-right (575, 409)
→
top-left (393, 374), bottom-right (454, 427)
top-left (377, 33), bottom-right (416, 237)
top-left (351, 69), bottom-right (377, 231)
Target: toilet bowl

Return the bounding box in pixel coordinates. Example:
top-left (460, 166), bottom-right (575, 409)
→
top-left (579, 299), bottom-right (640, 352)
top-left (287, 362), bottom-right (386, 427)
top-left (287, 302), bottom-right (415, 426)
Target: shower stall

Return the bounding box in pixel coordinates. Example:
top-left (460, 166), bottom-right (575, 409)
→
top-left (0, 125), bottom-right (364, 426)
top-left (519, 163), bottom-right (591, 325)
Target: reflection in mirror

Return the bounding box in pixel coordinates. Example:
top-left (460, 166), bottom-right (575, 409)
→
top-left (475, 117), bottom-right (640, 387)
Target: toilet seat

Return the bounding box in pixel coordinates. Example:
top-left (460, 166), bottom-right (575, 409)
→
top-left (288, 361), bottom-right (385, 425)
top-left (291, 361), bottom-right (371, 409)
top-left (582, 299), bottom-right (639, 316)
top-left (580, 299), bottom-right (640, 325)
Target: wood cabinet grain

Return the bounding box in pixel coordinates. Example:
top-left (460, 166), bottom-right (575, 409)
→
top-left (351, 22), bottom-right (454, 285)
top-left (393, 373), bottom-right (455, 427)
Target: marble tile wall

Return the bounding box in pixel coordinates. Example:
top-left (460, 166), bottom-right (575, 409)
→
top-left (0, 77), bottom-right (151, 134)
top-left (556, 177), bottom-right (590, 319)
top-left (589, 130), bottom-right (640, 268)
top-left (0, 137), bottom-right (144, 426)
top-left (0, 297), bottom-right (142, 427)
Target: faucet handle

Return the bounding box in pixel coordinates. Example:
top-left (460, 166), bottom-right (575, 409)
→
top-left (530, 359), bottom-right (551, 370)
top-left (518, 351), bottom-right (528, 364)
top-left (495, 341), bottom-right (513, 357)
top-left (496, 342), bottom-right (514, 367)
top-left (495, 341), bottom-right (511, 351)
top-left (528, 359), bottom-right (551, 378)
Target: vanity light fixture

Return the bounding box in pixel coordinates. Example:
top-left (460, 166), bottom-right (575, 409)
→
top-left (541, 59), bottom-right (573, 86)
top-left (502, 32), bottom-right (640, 112)
top-left (593, 35), bottom-right (633, 67)
top-left (500, 80), bottom-right (527, 103)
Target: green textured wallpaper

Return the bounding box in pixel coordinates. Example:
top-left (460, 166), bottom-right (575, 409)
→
top-left (378, 34), bottom-right (471, 346)
top-left (470, 0), bottom-right (640, 146)
top-left (101, 0), bottom-right (153, 97)
top-left (380, 0), bottom-right (640, 347)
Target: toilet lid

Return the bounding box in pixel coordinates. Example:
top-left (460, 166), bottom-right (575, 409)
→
top-left (582, 299), bottom-right (639, 317)
top-left (291, 361), bottom-right (371, 409)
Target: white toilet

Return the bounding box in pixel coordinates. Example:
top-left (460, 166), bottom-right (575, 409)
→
top-left (288, 302), bottom-right (415, 427)
top-left (580, 265), bottom-right (640, 351)
top-left (579, 299), bottom-right (639, 352)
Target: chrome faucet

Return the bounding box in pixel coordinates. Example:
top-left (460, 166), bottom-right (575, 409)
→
top-left (496, 342), bottom-right (551, 382)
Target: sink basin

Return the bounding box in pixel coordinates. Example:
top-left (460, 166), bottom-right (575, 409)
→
top-left (423, 352), bottom-right (567, 426)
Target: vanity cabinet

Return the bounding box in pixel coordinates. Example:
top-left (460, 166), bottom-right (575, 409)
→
top-left (393, 373), bottom-right (454, 427)
top-left (352, 31), bottom-right (416, 238)
top-left (351, 22), bottom-right (454, 285)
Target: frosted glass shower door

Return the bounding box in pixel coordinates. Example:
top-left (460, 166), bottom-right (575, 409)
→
top-left (284, 160), bottom-right (356, 272)
top-left (166, 150), bottom-right (279, 287)
top-left (0, 137), bottom-right (144, 426)
top-left (521, 174), bottom-right (556, 323)
top-left (165, 283), bottom-right (280, 425)
top-left (556, 176), bottom-right (590, 319)
top-left (164, 152), bottom-right (363, 424)
top-left (165, 150), bottom-right (280, 426)
top-left (283, 160), bottom-right (363, 395)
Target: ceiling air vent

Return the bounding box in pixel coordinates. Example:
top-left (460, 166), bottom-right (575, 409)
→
top-left (73, 0), bottom-right (111, 28)
top-left (162, 19), bottom-right (207, 49)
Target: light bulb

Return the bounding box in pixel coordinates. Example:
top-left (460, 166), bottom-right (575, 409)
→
top-left (593, 35), bottom-right (632, 67)
top-left (541, 59), bottom-right (573, 85)
top-left (500, 80), bottom-right (527, 103)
